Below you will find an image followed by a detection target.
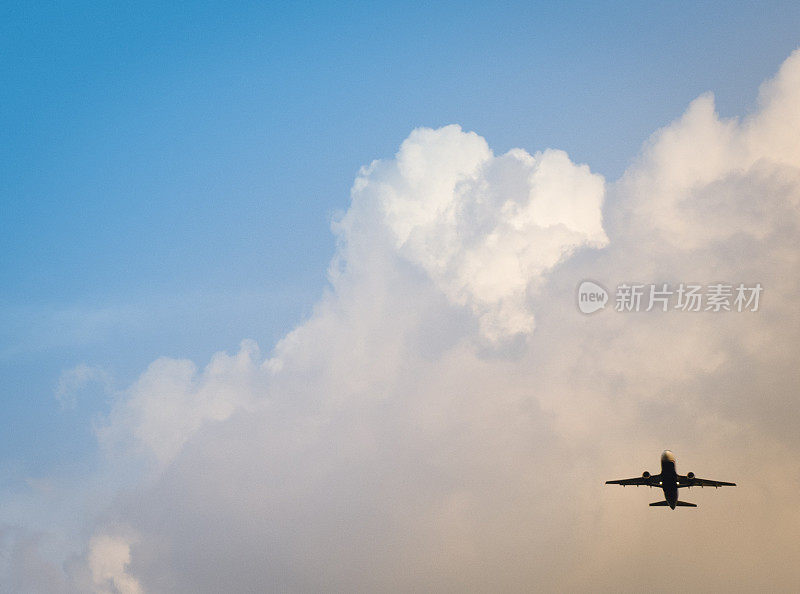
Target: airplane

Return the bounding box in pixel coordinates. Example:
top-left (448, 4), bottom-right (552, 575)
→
top-left (605, 450), bottom-right (735, 509)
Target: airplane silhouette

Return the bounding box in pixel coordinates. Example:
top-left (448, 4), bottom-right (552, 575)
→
top-left (606, 450), bottom-right (735, 509)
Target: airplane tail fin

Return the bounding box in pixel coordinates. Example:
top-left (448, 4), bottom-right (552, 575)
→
top-left (650, 500), bottom-right (697, 507)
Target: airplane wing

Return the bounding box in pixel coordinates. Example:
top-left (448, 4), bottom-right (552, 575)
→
top-left (606, 474), bottom-right (662, 487)
top-left (678, 476), bottom-right (736, 488)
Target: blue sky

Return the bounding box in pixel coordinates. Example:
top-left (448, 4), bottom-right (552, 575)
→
top-left (1, 0), bottom-right (796, 472)
top-left (2, 0), bottom-right (800, 551)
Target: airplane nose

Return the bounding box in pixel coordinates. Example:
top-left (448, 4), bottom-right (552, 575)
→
top-left (661, 450), bottom-right (675, 462)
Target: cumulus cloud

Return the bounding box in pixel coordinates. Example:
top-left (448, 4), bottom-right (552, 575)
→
top-left (98, 340), bottom-right (264, 469)
top-left (341, 125), bottom-right (607, 342)
top-left (8, 50), bottom-right (800, 592)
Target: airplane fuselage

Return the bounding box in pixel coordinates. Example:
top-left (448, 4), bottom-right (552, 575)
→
top-left (659, 450), bottom-right (679, 509)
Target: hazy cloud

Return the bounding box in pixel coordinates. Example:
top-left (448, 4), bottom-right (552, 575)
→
top-left (55, 364), bottom-right (113, 409)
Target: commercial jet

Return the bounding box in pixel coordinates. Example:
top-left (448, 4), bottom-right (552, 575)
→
top-left (605, 450), bottom-right (735, 509)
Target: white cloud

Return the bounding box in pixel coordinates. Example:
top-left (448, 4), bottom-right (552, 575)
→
top-left (87, 533), bottom-right (142, 594)
top-left (8, 49), bottom-right (800, 593)
top-left (342, 124), bottom-right (607, 342)
top-left (97, 340), bottom-right (263, 468)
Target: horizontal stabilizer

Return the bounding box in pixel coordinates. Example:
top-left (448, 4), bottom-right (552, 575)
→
top-left (675, 501), bottom-right (697, 507)
top-left (649, 501), bottom-right (669, 506)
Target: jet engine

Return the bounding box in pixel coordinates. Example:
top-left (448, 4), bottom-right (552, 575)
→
top-left (642, 471), bottom-right (650, 478)
top-left (687, 472), bottom-right (695, 479)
